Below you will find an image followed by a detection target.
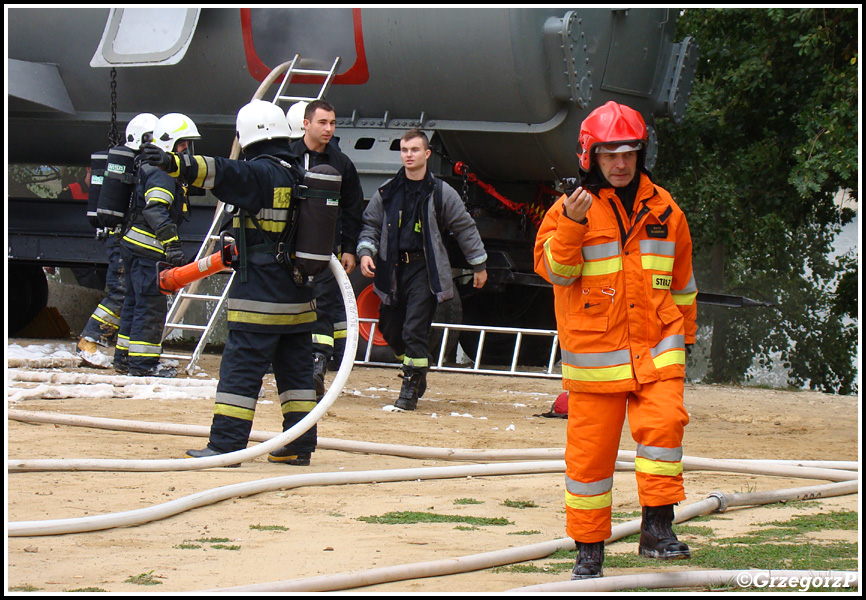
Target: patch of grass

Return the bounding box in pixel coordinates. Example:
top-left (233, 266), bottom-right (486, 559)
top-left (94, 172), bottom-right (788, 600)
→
top-left (124, 571), bottom-right (162, 586)
top-left (193, 537), bottom-right (231, 543)
top-left (502, 499), bottom-right (538, 509)
top-left (9, 584), bottom-right (42, 592)
top-left (509, 530), bottom-right (542, 536)
top-left (173, 543), bottom-right (202, 550)
top-left (64, 587), bottom-right (108, 592)
top-left (612, 510), bottom-right (641, 521)
top-left (492, 509), bottom-right (859, 579)
top-left (454, 525), bottom-right (479, 531)
top-left (249, 524), bottom-right (288, 531)
top-left (210, 544), bottom-right (241, 551)
top-left (357, 511), bottom-right (512, 526)
top-left (454, 498), bottom-right (484, 505)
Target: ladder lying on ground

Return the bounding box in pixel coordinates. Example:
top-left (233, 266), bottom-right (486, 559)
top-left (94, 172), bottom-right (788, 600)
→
top-left (356, 319), bottom-right (563, 380)
top-left (161, 55), bottom-right (342, 373)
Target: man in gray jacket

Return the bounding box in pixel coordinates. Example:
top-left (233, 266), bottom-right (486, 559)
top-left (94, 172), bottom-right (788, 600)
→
top-left (358, 129), bottom-right (487, 410)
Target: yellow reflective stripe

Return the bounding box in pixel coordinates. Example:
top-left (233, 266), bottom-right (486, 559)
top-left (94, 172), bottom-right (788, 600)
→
top-left (333, 329), bottom-right (347, 339)
top-left (403, 356), bottom-right (429, 368)
top-left (581, 256), bottom-right (623, 277)
top-left (562, 363), bottom-right (633, 383)
top-left (565, 490), bottom-right (613, 511)
top-left (227, 310), bottom-right (317, 326)
top-left (312, 334), bottom-right (335, 346)
top-left (214, 404), bottom-right (255, 421)
top-left (191, 155), bottom-right (214, 189)
top-left (641, 255), bottom-right (674, 271)
top-left (273, 187), bottom-right (292, 209)
top-left (653, 349), bottom-right (686, 369)
top-left (672, 291), bottom-right (698, 306)
top-left (634, 456), bottom-right (683, 476)
top-left (280, 401), bottom-right (318, 414)
top-left (543, 238), bottom-right (582, 280)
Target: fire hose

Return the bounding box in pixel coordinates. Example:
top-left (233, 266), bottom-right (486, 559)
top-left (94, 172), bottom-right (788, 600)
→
top-left (6, 255), bottom-right (358, 472)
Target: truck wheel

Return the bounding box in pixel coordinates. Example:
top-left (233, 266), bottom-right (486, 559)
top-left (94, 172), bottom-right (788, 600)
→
top-left (8, 264), bottom-right (49, 335)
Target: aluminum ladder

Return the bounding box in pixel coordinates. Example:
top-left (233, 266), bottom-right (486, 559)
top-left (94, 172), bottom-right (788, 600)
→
top-left (355, 318), bottom-right (564, 380)
top-left (161, 55), bottom-right (342, 373)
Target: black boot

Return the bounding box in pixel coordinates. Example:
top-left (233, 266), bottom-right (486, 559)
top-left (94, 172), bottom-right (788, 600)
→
top-left (313, 352), bottom-right (328, 400)
top-left (395, 368), bottom-right (425, 411)
top-left (638, 504), bottom-right (691, 559)
top-left (571, 540), bottom-right (604, 579)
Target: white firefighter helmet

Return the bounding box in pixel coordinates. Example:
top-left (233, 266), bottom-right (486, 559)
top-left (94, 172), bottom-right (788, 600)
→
top-left (124, 113), bottom-right (158, 151)
top-left (286, 101), bottom-right (308, 139)
top-left (153, 113), bottom-right (201, 152)
top-left (236, 99), bottom-right (292, 149)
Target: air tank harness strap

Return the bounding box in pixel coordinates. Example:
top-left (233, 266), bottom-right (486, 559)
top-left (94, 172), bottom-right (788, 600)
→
top-left (234, 210), bottom-right (275, 284)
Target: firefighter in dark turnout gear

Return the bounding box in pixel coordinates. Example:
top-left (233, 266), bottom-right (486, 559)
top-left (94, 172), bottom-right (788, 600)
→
top-left (77, 113), bottom-right (157, 370)
top-left (144, 99), bottom-right (331, 466)
top-left (358, 129), bottom-right (488, 411)
top-left (288, 100), bottom-right (364, 399)
top-left (118, 113), bottom-right (197, 377)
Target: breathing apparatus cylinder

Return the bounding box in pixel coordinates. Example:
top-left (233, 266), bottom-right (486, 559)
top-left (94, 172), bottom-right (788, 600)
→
top-left (87, 150), bottom-right (108, 230)
top-left (97, 145), bottom-right (139, 229)
top-left (279, 164), bottom-right (341, 285)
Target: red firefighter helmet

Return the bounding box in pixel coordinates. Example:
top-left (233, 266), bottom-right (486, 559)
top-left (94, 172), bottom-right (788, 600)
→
top-left (577, 101), bottom-right (648, 171)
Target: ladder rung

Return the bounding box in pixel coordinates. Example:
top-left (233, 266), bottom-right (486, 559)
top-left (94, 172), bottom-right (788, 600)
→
top-left (176, 293), bottom-right (224, 301)
top-left (164, 323), bottom-right (208, 331)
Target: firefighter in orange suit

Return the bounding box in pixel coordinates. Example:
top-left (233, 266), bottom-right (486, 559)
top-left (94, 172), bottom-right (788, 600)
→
top-left (534, 101), bottom-right (698, 579)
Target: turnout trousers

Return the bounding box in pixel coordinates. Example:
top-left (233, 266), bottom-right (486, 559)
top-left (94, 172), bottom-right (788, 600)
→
top-left (378, 260), bottom-right (438, 370)
top-left (80, 234), bottom-right (126, 346)
top-left (311, 266), bottom-right (348, 362)
top-left (207, 329), bottom-right (316, 454)
top-left (564, 378), bottom-right (689, 543)
top-left (118, 246), bottom-right (166, 374)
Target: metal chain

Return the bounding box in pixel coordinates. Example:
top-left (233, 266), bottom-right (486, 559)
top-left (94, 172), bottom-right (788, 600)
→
top-left (108, 68), bottom-right (121, 147)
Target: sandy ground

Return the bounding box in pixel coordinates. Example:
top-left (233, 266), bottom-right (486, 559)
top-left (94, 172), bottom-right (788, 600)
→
top-left (5, 339), bottom-right (860, 593)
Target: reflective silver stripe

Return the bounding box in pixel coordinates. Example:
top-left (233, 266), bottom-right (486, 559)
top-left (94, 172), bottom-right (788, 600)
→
top-left (278, 389), bottom-right (317, 403)
top-left (215, 391), bottom-right (257, 410)
top-left (92, 304), bottom-right (120, 327)
top-left (305, 171), bottom-right (342, 185)
top-left (672, 273), bottom-right (698, 294)
top-left (544, 261), bottom-right (577, 286)
top-left (145, 187), bottom-right (174, 205)
top-left (561, 347), bottom-right (631, 368)
top-left (123, 227), bottom-right (164, 253)
top-left (226, 298), bottom-right (315, 315)
top-left (651, 334), bottom-right (685, 357)
top-left (640, 239), bottom-right (675, 256)
top-left (128, 340), bottom-right (161, 356)
top-left (97, 207), bottom-right (125, 218)
top-left (201, 156), bottom-right (216, 189)
top-left (636, 444), bottom-right (683, 462)
top-left (295, 251), bottom-right (331, 261)
top-left (256, 208), bottom-right (290, 221)
top-left (582, 241), bottom-right (621, 261)
top-left (565, 475), bottom-right (613, 496)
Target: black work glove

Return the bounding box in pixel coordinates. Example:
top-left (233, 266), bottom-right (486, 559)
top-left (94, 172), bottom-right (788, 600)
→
top-left (164, 241), bottom-right (187, 267)
top-left (141, 143), bottom-right (178, 174)
top-left (156, 223), bottom-right (186, 266)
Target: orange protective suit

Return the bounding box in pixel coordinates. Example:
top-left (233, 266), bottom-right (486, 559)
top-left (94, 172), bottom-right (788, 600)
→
top-left (534, 172), bottom-right (697, 542)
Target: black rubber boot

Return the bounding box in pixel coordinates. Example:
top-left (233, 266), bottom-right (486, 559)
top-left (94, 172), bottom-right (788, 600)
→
top-left (185, 446), bottom-right (240, 468)
top-left (313, 352), bottom-right (328, 400)
top-left (394, 368), bottom-right (425, 411)
top-left (638, 504), bottom-right (691, 559)
top-left (267, 446), bottom-right (312, 466)
top-left (571, 540), bottom-right (605, 579)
